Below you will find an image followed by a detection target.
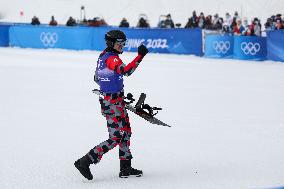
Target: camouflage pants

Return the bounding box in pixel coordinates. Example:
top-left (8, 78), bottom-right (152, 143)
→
top-left (88, 93), bottom-right (132, 164)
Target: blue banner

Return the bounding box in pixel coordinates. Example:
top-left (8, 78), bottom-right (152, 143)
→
top-left (233, 36), bottom-right (267, 61)
top-left (92, 27), bottom-right (203, 55)
top-left (204, 34), bottom-right (234, 58)
top-left (0, 24), bottom-right (11, 46)
top-left (9, 25), bottom-right (93, 50)
top-left (267, 30), bottom-right (284, 62)
top-left (8, 24), bottom-right (281, 62)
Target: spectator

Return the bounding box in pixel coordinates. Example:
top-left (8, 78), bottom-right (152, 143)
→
top-left (248, 18), bottom-right (256, 36)
top-left (119, 18), bottom-right (129, 27)
top-left (197, 12), bottom-right (206, 28)
top-left (275, 14), bottom-right (282, 22)
top-left (274, 14), bottom-right (284, 30)
top-left (66, 16), bottom-right (77, 26)
top-left (222, 13), bottom-right (232, 33)
top-left (212, 15), bottom-right (223, 30)
top-left (231, 19), bottom-right (237, 31)
top-left (137, 17), bottom-right (150, 28)
top-left (157, 15), bottom-right (166, 28)
top-left (265, 17), bottom-right (274, 30)
top-left (163, 14), bottom-right (175, 28)
top-left (212, 14), bottom-right (219, 25)
top-left (185, 11), bottom-right (198, 28)
top-left (222, 24), bottom-right (231, 33)
top-left (217, 18), bottom-right (223, 30)
top-left (49, 16), bottom-right (58, 26)
top-left (271, 15), bottom-right (276, 22)
top-left (184, 18), bottom-right (193, 28)
top-left (204, 15), bottom-right (213, 29)
top-left (224, 12), bottom-right (232, 27)
top-left (253, 18), bottom-right (262, 36)
top-left (242, 17), bottom-right (253, 36)
top-left (233, 11), bottom-right (240, 22)
top-left (31, 16), bottom-right (40, 25)
top-left (275, 19), bottom-right (284, 30)
top-left (99, 18), bottom-right (108, 26)
top-left (233, 18), bottom-right (244, 35)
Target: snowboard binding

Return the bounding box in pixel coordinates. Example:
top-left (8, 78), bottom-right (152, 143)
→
top-left (133, 93), bottom-right (162, 117)
top-left (124, 93), bottom-right (135, 105)
top-left (124, 93), bottom-right (162, 117)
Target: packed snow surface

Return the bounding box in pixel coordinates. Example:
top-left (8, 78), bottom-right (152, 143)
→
top-left (0, 47), bottom-right (284, 189)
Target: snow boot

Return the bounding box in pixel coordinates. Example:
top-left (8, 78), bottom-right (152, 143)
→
top-left (74, 155), bottom-right (93, 180)
top-left (119, 159), bottom-right (143, 178)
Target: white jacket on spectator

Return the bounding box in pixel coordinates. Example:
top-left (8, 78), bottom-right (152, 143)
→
top-left (223, 13), bottom-right (232, 27)
top-left (254, 23), bottom-right (261, 36)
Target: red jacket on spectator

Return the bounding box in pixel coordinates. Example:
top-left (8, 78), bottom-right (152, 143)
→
top-left (233, 25), bottom-right (244, 35)
top-left (276, 20), bottom-right (284, 30)
top-left (249, 23), bottom-right (255, 35)
top-left (49, 16), bottom-right (57, 26)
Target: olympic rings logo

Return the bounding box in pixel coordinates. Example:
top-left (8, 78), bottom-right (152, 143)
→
top-left (40, 32), bottom-right (58, 47)
top-left (213, 41), bottom-right (231, 54)
top-left (240, 42), bottom-right (260, 55)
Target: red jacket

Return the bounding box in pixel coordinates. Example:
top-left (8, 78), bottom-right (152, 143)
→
top-left (105, 53), bottom-right (143, 76)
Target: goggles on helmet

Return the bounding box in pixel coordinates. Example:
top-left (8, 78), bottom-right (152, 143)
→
top-left (115, 40), bottom-right (126, 46)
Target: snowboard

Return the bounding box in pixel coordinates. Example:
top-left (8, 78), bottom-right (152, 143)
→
top-left (92, 89), bottom-right (171, 127)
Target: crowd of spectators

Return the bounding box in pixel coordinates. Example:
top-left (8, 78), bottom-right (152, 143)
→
top-left (30, 15), bottom-right (108, 27)
top-left (30, 11), bottom-right (284, 35)
top-left (179, 11), bottom-right (283, 35)
top-left (265, 14), bottom-right (284, 30)
top-left (182, 11), bottom-right (263, 36)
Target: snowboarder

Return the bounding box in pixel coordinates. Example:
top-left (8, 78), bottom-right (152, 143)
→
top-left (74, 30), bottom-right (148, 180)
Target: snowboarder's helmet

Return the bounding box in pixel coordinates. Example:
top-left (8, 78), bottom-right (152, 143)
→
top-left (105, 30), bottom-right (127, 48)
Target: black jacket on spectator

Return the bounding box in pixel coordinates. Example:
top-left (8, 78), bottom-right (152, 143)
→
top-left (163, 19), bottom-right (175, 28)
top-left (161, 14), bottom-right (174, 28)
top-left (265, 18), bottom-right (273, 30)
top-left (212, 18), bottom-right (223, 30)
top-left (137, 17), bottom-right (149, 28)
top-left (119, 18), bottom-right (130, 27)
top-left (31, 16), bottom-right (40, 25)
top-left (185, 13), bottom-right (198, 28)
top-left (66, 17), bottom-right (77, 26)
top-left (185, 18), bottom-right (197, 28)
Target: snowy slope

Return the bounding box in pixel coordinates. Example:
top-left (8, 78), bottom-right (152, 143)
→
top-left (0, 0), bottom-right (284, 27)
top-left (0, 47), bottom-right (284, 189)
top-left (1, 0), bottom-right (284, 188)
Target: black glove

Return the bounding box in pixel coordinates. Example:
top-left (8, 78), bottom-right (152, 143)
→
top-left (138, 44), bottom-right (148, 56)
